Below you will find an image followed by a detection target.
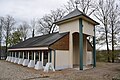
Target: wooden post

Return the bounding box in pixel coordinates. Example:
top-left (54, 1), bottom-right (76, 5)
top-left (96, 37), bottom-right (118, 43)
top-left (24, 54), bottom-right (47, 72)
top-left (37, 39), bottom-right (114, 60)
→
top-left (34, 52), bottom-right (36, 63)
top-left (28, 52), bottom-right (29, 60)
top-left (10, 52), bottom-right (12, 57)
top-left (54, 50), bottom-right (56, 69)
top-left (42, 51), bottom-right (44, 66)
top-left (19, 52), bottom-right (20, 58)
top-left (39, 51), bottom-right (40, 61)
top-left (79, 18), bottom-right (83, 70)
top-left (32, 51), bottom-right (34, 60)
top-left (23, 52), bottom-right (24, 59)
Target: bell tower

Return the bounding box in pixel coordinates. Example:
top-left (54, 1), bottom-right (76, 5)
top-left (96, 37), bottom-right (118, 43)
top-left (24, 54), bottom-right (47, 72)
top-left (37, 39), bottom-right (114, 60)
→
top-left (55, 8), bottom-right (99, 70)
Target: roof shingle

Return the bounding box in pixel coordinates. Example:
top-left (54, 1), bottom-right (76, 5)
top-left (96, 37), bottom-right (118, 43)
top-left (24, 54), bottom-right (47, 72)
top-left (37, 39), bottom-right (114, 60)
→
top-left (9, 32), bottom-right (69, 49)
top-left (55, 8), bottom-right (99, 25)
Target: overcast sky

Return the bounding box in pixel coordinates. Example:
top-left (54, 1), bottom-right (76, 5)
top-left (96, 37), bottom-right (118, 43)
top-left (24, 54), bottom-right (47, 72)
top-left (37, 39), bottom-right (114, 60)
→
top-left (0, 0), bottom-right (68, 22)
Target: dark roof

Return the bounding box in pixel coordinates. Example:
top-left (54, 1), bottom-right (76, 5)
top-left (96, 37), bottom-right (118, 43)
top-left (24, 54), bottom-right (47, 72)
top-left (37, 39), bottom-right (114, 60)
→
top-left (55, 8), bottom-right (99, 25)
top-left (87, 40), bottom-right (93, 51)
top-left (9, 32), bottom-right (69, 49)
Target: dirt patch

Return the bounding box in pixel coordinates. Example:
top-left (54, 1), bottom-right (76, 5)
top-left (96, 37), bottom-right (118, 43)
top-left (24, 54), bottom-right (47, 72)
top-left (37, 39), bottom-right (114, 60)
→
top-left (0, 60), bottom-right (120, 80)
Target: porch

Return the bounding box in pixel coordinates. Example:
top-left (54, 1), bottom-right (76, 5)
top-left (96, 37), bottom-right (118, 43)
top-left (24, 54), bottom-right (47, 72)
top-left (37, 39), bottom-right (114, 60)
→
top-left (6, 49), bottom-right (55, 70)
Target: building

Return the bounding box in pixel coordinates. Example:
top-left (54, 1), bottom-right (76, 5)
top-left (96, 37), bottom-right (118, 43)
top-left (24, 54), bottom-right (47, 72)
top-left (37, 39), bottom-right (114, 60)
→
top-left (7, 8), bottom-right (99, 70)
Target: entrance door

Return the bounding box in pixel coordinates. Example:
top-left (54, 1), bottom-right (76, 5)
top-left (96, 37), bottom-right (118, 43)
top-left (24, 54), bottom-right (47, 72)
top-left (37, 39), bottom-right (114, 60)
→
top-left (72, 32), bottom-right (80, 67)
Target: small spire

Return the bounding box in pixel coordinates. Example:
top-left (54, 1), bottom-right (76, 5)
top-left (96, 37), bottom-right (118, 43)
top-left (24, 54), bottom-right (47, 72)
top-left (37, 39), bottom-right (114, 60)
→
top-left (75, 0), bottom-right (79, 9)
top-left (32, 29), bottom-right (35, 37)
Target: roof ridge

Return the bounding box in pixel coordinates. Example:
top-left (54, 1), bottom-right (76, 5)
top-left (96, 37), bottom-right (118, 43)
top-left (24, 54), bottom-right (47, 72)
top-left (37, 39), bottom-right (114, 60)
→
top-left (54, 8), bottom-right (99, 25)
top-left (29, 32), bottom-right (58, 39)
top-left (63, 8), bottom-right (83, 18)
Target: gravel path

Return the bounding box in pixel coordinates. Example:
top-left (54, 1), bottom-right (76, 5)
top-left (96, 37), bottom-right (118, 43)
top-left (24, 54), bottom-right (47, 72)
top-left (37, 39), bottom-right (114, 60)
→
top-left (0, 60), bottom-right (120, 80)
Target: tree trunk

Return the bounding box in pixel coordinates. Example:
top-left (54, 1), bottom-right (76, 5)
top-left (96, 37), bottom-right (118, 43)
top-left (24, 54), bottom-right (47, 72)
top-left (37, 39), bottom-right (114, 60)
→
top-left (5, 35), bottom-right (8, 53)
top-left (0, 25), bottom-right (1, 60)
top-left (5, 27), bottom-right (9, 54)
top-left (0, 44), bottom-right (1, 60)
top-left (111, 21), bottom-right (114, 63)
top-left (104, 18), bottom-right (110, 62)
top-left (105, 27), bottom-right (110, 62)
top-left (0, 41), bottom-right (1, 60)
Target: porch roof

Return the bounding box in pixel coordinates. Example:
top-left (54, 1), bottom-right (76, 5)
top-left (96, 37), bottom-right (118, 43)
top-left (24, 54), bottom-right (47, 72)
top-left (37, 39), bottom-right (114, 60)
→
top-left (8, 32), bottom-right (69, 51)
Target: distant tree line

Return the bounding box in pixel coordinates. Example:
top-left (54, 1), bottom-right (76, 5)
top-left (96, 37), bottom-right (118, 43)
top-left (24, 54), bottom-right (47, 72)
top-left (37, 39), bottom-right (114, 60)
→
top-left (0, 0), bottom-right (120, 62)
top-left (0, 8), bottom-right (66, 54)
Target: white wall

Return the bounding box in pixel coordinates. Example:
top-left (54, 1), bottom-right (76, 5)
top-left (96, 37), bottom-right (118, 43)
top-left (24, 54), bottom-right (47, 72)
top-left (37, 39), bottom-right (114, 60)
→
top-left (59, 19), bottom-right (79, 68)
top-left (73, 33), bottom-right (79, 65)
top-left (59, 19), bottom-right (79, 33)
top-left (59, 19), bottom-right (94, 36)
top-left (86, 51), bottom-right (93, 65)
top-left (55, 50), bottom-right (70, 70)
top-left (83, 19), bottom-right (94, 36)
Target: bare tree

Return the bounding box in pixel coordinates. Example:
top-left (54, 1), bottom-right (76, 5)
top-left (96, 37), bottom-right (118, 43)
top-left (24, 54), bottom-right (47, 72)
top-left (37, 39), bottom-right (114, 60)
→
top-left (94, 0), bottom-right (112, 62)
top-left (0, 17), bottom-right (4, 59)
top-left (30, 19), bottom-right (36, 37)
top-left (108, 0), bottom-right (120, 62)
top-left (3, 15), bottom-right (15, 53)
top-left (37, 9), bottom-right (65, 35)
top-left (64, 0), bottom-right (97, 16)
top-left (18, 21), bottom-right (29, 41)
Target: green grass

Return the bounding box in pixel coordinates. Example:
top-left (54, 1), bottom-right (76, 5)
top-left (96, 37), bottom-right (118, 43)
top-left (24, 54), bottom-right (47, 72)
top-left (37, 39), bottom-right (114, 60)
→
top-left (96, 50), bottom-right (120, 62)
